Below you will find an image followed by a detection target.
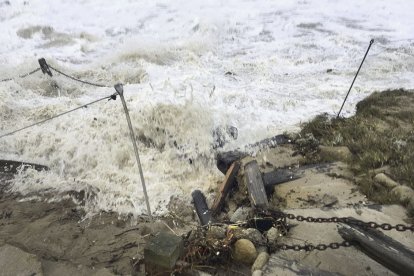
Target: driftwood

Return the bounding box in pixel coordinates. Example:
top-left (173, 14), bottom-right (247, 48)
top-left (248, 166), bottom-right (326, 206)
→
top-left (262, 168), bottom-right (302, 194)
top-left (211, 162), bottom-right (240, 216)
top-left (243, 160), bottom-right (268, 208)
top-left (215, 134), bottom-right (291, 174)
top-left (338, 222), bottom-right (414, 276)
top-left (191, 190), bottom-right (211, 226)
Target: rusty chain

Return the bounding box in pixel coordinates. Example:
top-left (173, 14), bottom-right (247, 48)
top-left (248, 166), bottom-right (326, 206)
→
top-left (275, 240), bottom-right (354, 252)
top-left (260, 209), bottom-right (414, 232)
top-left (250, 209), bottom-right (413, 251)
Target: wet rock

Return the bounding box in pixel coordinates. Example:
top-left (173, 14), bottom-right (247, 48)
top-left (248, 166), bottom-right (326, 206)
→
top-left (266, 227), bottom-right (280, 246)
top-left (232, 239), bottom-right (257, 264)
top-left (92, 268), bottom-right (116, 276)
top-left (319, 146), bottom-right (352, 162)
top-left (408, 198), bottom-right (414, 217)
top-left (233, 228), bottom-right (264, 245)
top-left (139, 221), bottom-right (170, 236)
top-left (252, 252), bottom-right (270, 272)
top-left (256, 245), bottom-right (268, 253)
top-left (216, 150), bottom-right (248, 174)
top-left (374, 173), bottom-right (399, 189)
top-left (0, 244), bottom-right (42, 276)
top-left (144, 232), bottom-right (183, 270)
top-left (391, 185), bottom-right (414, 203)
top-left (322, 194), bottom-right (338, 207)
top-left (230, 207), bottom-right (251, 222)
top-left (207, 226), bottom-right (226, 240)
top-left (252, 270), bottom-right (263, 276)
top-left (191, 270), bottom-right (213, 276)
top-left (167, 196), bottom-right (194, 221)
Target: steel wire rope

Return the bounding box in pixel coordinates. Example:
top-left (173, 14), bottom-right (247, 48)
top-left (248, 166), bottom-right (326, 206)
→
top-left (0, 93), bottom-right (117, 139)
top-left (1, 68), bottom-right (41, 82)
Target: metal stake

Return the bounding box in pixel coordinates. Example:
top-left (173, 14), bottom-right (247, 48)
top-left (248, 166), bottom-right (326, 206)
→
top-left (337, 39), bottom-right (374, 118)
top-left (115, 84), bottom-right (152, 218)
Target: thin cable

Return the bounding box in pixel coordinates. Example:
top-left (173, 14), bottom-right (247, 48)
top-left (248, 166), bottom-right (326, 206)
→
top-left (0, 94), bottom-right (117, 139)
top-left (1, 68), bottom-right (41, 82)
top-left (48, 65), bottom-right (111, 88)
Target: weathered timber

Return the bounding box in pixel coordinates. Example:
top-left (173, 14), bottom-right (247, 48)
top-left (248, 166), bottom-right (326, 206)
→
top-left (191, 190), bottom-right (211, 225)
top-left (262, 168), bottom-right (302, 194)
top-left (338, 222), bottom-right (414, 276)
top-left (243, 160), bottom-right (269, 208)
top-left (215, 134), bottom-right (291, 174)
top-left (211, 162), bottom-right (241, 216)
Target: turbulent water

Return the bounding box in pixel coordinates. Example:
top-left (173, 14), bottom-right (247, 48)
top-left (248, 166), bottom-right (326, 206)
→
top-left (1, 0), bottom-right (413, 216)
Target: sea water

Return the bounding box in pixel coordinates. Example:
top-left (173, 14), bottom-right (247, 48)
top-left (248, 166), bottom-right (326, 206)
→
top-left (0, 0), bottom-right (413, 215)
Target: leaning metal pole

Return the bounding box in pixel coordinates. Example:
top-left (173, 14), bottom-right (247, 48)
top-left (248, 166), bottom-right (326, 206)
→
top-left (337, 39), bottom-right (374, 118)
top-left (114, 83), bottom-right (152, 219)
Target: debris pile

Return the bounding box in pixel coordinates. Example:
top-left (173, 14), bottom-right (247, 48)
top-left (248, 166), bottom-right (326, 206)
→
top-left (142, 132), bottom-right (414, 275)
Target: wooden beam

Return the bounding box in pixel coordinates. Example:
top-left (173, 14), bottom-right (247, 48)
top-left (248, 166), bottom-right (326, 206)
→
top-left (262, 168), bottom-right (302, 194)
top-left (211, 161), bottom-right (240, 216)
top-left (338, 222), bottom-right (414, 276)
top-left (243, 160), bottom-right (269, 208)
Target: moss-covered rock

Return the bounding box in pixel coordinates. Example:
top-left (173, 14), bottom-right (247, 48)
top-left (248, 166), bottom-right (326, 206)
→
top-left (298, 89), bottom-right (414, 214)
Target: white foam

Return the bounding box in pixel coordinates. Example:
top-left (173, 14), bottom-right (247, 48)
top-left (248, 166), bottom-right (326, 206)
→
top-left (1, 0), bottom-right (413, 215)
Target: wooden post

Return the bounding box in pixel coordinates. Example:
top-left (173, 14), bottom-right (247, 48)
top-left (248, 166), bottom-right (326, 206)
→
top-left (191, 190), bottom-right (211, 225)
top-left (338, 222), bottom-right (414, 275)
top-left (211, 161), bottom-right (240, 216)
top-left (243, 160), bottom-right (269, 208)
top-left (115, 84), bottom-right (152, 219)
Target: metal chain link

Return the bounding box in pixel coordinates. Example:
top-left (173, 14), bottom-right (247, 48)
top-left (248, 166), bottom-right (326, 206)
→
top-left (260, 209), bottom-right (414, 232)
top-left (276, 240), bottom-right (354, 252)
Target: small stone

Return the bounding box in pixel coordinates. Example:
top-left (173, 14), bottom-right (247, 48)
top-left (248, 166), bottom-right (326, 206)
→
top-left (319, 146), bottom-right (352, 162)
top-left (252, 252), bottom-right (270, 272)
top-left (407, 198), bottom-right (414, 217)
top-left (252, 270), bottom-right (263, 276)
top-left (233, 228), bottom-right (264, 244)
top-left (391, 185), bottom-right (414, 203)
top-left (374, 173), bottom-right (399, 189)
top-left (322, 194), bottom-right (338, 207)
top-left (266, 227), bottom-right (280, 245)
top-left (207, 226), bottom-right (226, 240)
top-left (232, 239), bottom-right (257, 264)
top-left (256, 246), bottom-right (268, 253)
top-left (230, 206), bottom-right (251, 222)
top-left (227, 201), bottom-right (238, 216)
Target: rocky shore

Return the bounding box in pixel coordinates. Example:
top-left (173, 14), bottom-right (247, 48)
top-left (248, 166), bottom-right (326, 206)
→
top-left (1, 89), bottom-right (414, 275)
